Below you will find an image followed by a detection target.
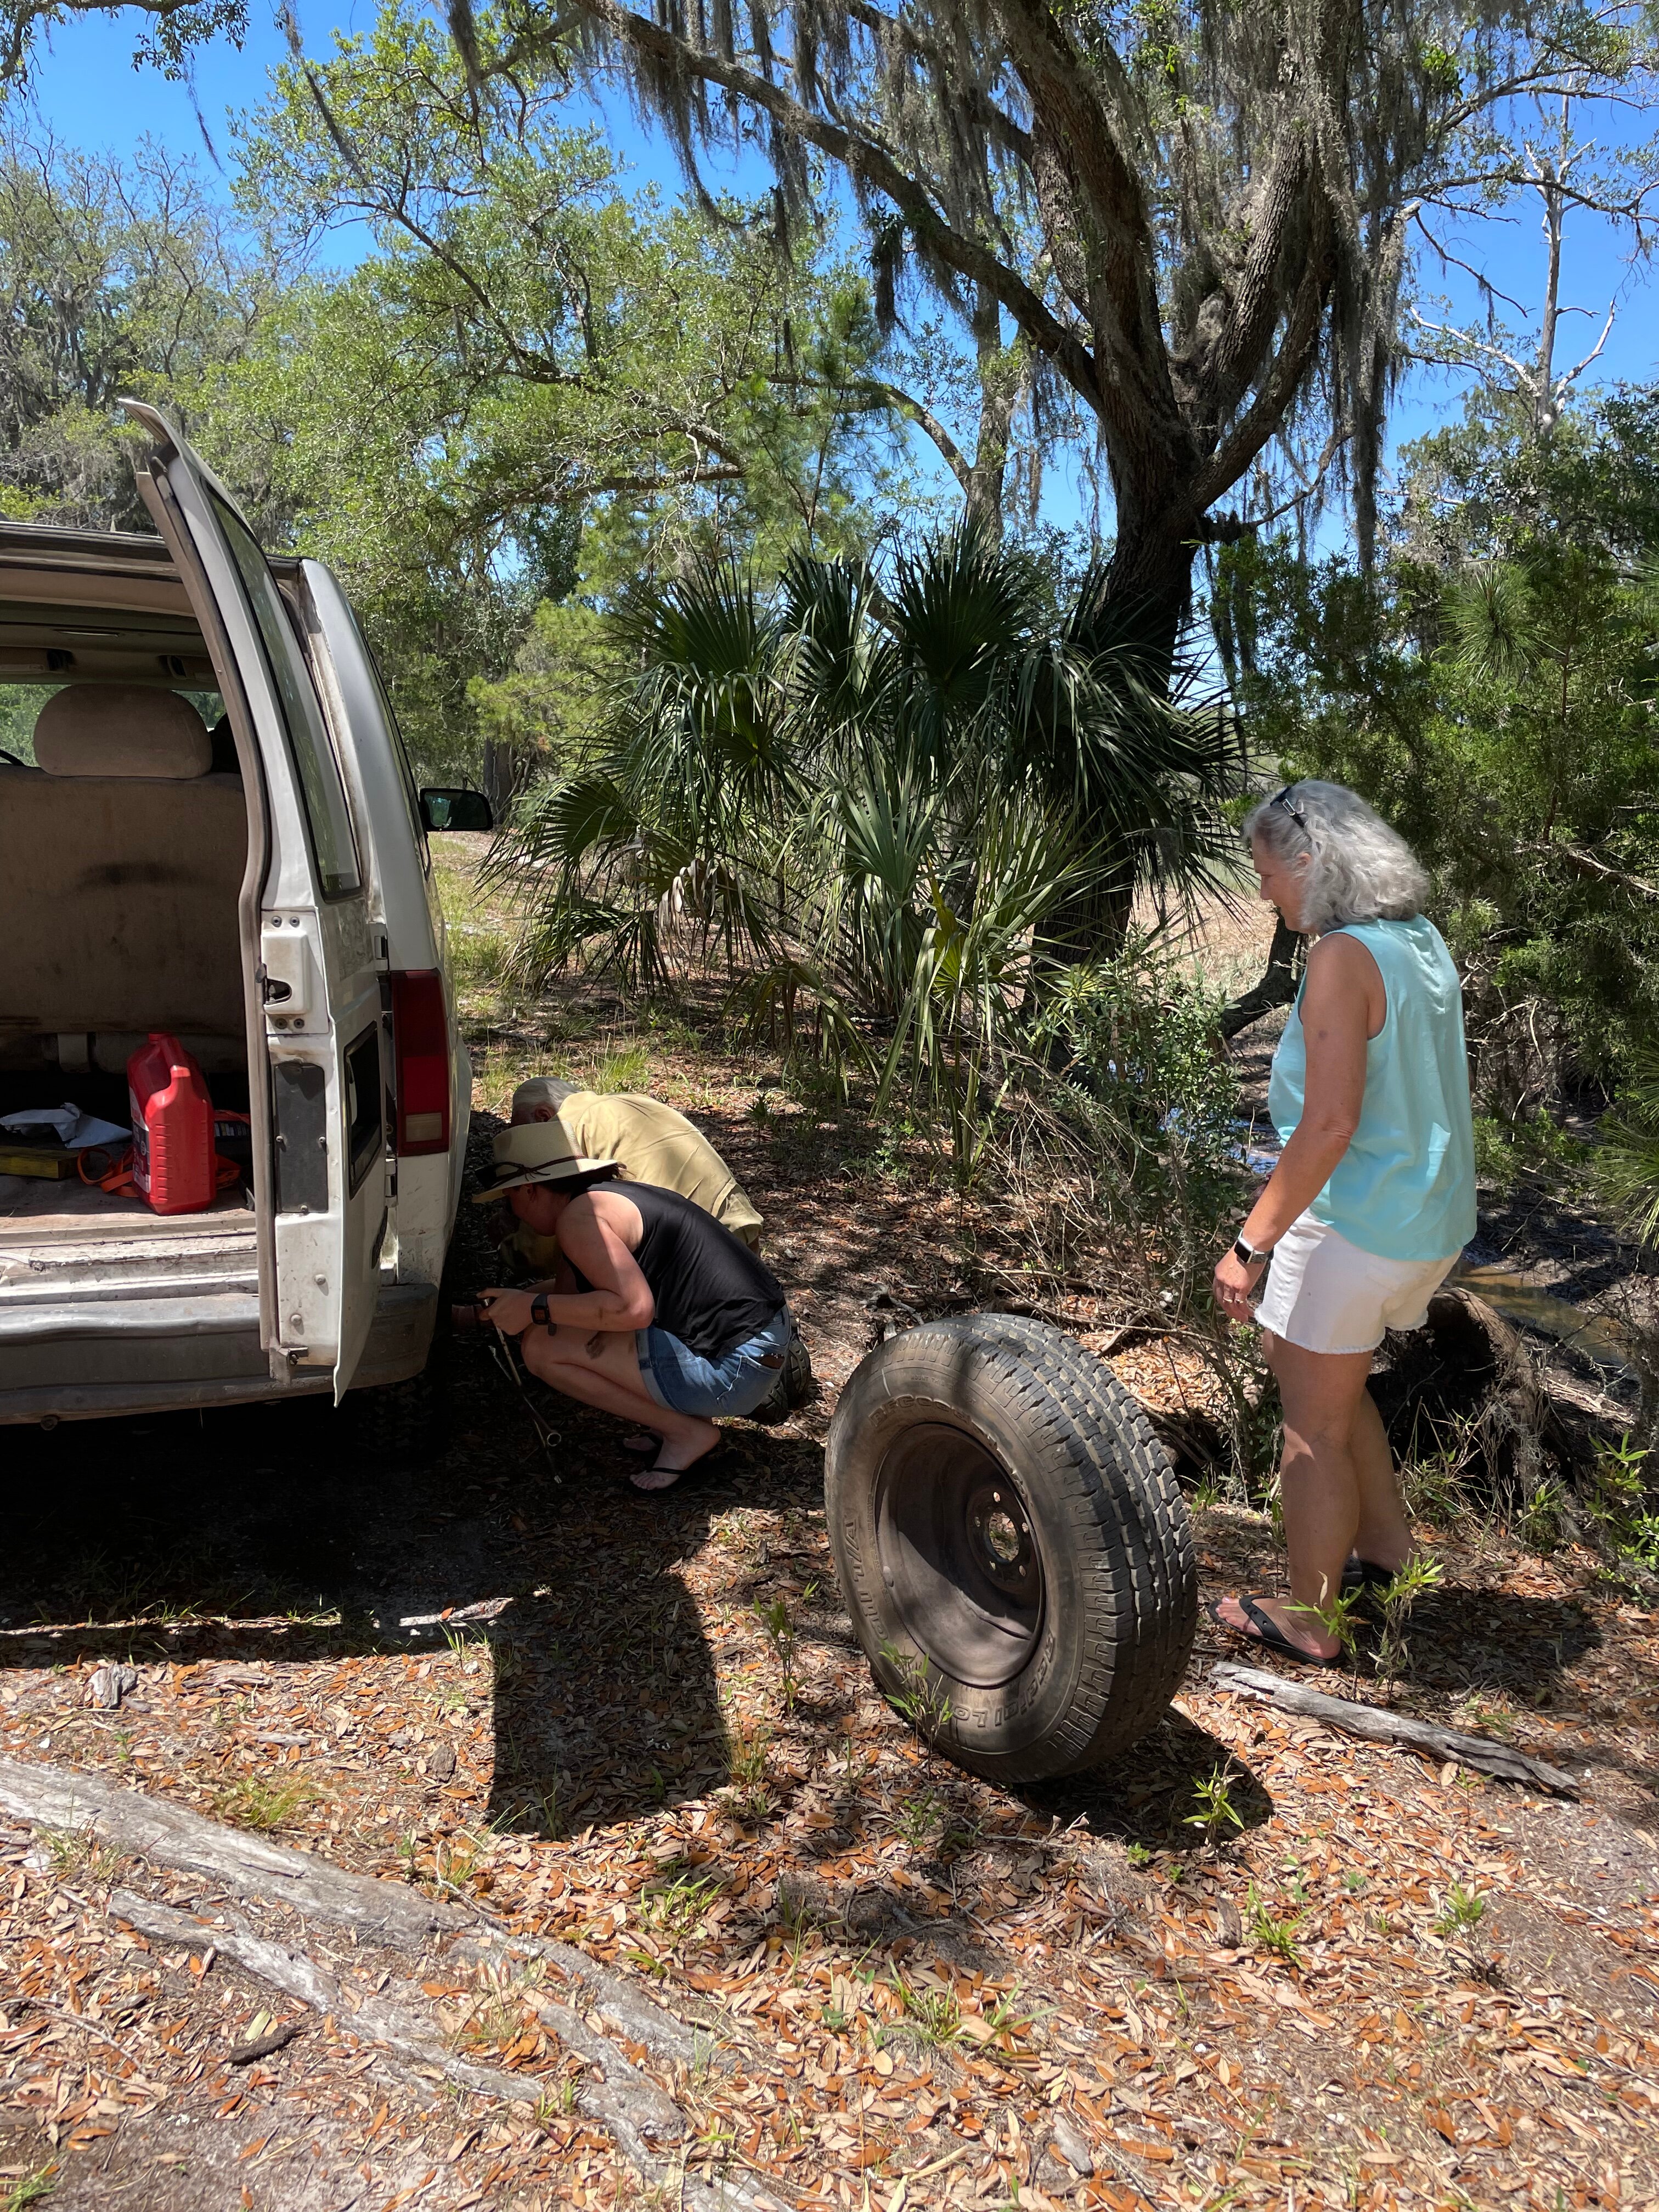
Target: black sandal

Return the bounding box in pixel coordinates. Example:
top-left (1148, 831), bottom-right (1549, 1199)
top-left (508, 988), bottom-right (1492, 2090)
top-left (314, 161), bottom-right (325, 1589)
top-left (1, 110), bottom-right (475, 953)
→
top-left (1210, 1594), bottom-right (1344, 1668)
top-left (629, 1438), bottom-right (725, 1494)
top-left (1340, 1556), bottom-right (1404, 1618)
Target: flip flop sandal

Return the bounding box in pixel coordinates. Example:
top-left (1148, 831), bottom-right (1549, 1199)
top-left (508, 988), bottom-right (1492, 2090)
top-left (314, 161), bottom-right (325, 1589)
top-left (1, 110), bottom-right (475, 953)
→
top-left (1340, 1556), bottom-right (1406, 1618)
top-left (1209, 1594), bottom-right (1344, 1668)
top-left (629, 1438), bottom-right (726, 1496)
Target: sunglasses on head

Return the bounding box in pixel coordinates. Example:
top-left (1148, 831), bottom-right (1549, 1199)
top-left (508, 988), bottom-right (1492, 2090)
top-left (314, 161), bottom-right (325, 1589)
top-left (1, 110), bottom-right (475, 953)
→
top-left (1270, 785), bottom-right (1308, 832)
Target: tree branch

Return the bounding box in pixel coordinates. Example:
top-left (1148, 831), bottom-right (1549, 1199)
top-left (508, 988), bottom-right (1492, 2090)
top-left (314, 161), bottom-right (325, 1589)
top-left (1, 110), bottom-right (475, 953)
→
top-left (1519, 841), bottom-right (1659, 904)
top-left (562, 0), bottom-right (1102, 404)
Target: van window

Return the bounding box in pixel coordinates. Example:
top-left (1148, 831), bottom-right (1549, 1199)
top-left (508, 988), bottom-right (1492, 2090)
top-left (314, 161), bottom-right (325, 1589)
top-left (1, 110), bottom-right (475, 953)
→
top-left (210, 494), bottom-right (362, 898)
top-left (360, 634), bottom-right (431, 874)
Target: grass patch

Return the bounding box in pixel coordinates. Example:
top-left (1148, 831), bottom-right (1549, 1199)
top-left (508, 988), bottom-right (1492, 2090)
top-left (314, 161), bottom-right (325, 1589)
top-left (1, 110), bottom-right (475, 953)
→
top-left (1246, 1884), bottom-right (1304, 1967)
top-left (38, 1825), bottom-right (122, 1886)
top-left (589, 1043), bottom-right (652, 1092)
top-left (448, 925), bottom-right (515, 991)
top-left (888, 1970), bottom-right (961, 2047)
top-left (725, 1723), bottom-right (772, 1820)
top-left (637, 1865), bottom-right (721, 1940)
top-left (453, 1963), bottom-right (543, 2054)
top-left (214, 1775), bottom-right (316, 1833)
top-left (2, 2168), bottom-right (59, 2210)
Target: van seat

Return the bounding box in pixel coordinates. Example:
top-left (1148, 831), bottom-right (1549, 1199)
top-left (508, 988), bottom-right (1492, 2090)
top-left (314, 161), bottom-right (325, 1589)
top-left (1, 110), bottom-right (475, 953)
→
top-left (0, 685), bottom-right (247, 1053)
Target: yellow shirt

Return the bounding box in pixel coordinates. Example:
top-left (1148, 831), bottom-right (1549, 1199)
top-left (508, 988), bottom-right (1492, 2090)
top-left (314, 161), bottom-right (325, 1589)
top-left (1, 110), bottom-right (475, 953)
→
top-left (497, 1091), bottom-right (762, 1278)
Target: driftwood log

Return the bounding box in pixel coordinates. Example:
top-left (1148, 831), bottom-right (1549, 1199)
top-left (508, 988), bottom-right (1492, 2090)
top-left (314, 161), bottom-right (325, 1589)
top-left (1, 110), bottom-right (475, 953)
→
top-left (1210, 1663), bottom-right (1581, 1795)
top-left (0, 1757), bottom-right (759, 2207)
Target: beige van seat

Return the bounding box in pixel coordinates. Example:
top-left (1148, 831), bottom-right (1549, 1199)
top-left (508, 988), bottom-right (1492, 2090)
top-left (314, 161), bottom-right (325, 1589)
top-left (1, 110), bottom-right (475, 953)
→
top-left (0, 685), bottom-right (249, 1062)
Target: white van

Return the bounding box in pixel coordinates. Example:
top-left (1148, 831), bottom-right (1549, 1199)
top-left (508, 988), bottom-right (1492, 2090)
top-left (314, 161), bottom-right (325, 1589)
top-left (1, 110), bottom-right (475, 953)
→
top-left (0, 403), bottom-right (489, 1426)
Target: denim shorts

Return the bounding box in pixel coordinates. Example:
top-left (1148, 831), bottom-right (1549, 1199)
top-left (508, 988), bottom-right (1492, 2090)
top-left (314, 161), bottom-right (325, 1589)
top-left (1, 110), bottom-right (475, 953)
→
top-left (636, 1306), bottom-right (790, 1418)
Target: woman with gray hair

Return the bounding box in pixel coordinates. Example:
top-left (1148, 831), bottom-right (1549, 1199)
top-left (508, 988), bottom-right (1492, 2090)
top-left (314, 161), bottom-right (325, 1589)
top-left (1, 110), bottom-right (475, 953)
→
top-left (1210, 780), bottom-right (1476, 1664)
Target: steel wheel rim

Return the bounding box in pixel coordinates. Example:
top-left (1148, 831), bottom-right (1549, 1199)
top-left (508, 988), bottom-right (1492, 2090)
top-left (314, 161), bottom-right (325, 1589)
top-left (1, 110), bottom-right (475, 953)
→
top-left (873, 1421), bottom-right (1045, 1688)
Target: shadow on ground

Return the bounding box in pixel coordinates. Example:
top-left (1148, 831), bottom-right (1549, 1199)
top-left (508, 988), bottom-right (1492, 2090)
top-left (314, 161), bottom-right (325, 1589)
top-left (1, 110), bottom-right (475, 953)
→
top-left (0, 1350), bottom-right (815, 1837)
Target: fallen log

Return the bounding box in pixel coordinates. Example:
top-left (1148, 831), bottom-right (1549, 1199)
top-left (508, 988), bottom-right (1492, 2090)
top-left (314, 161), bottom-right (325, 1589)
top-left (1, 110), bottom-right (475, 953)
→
top-left (0, 1755), bottom-right (701, 2070)
top-left (0, 1757), bottom-right (764, 2206)
top-left (1209, 1663), bottom-right (1581, 1796)
top-left (110, 1887), bottom-right (681, 2168)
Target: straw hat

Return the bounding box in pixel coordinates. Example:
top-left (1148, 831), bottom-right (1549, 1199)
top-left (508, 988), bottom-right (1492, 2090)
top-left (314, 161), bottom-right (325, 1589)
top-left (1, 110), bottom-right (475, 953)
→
top-left (471, 1118), bottom-right (617, 1201)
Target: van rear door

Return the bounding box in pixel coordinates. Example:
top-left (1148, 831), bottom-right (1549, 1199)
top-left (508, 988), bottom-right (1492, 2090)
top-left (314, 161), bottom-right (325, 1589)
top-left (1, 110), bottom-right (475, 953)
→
top-left (123, 402), bottom-right (385, 1401)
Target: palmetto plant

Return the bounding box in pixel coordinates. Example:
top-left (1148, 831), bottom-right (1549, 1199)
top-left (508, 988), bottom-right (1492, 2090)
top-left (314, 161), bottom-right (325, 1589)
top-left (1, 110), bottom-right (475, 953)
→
top-left (496, 518), bottom-right (1242, 1178)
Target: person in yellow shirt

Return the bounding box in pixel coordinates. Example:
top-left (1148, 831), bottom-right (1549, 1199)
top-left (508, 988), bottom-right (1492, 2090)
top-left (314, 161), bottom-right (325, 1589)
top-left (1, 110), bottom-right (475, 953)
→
top-left (493, 1078), bottom-right (763, 1279)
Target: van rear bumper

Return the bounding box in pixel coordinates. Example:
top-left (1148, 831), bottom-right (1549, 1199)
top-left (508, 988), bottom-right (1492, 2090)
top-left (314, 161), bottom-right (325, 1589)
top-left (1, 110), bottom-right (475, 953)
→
top-left (0, 1280), bottom-right (436, 1423)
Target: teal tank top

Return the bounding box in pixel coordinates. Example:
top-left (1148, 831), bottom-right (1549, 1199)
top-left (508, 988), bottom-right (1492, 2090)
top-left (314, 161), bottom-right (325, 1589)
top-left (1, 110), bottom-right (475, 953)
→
top-left (1267, 916), bottom-right (1476, 1263)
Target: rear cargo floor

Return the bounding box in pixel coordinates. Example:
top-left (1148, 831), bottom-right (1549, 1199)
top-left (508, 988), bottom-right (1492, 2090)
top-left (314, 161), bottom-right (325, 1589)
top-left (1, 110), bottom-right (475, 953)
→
top-left (0, 1172), bottom-right (253, 1238)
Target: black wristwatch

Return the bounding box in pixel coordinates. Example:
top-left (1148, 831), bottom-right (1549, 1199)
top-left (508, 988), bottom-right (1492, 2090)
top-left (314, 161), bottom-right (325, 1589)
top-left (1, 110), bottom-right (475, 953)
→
top-left (529, 1295), bottom-right (555, 1333)
top-left (1232, 1236), bottom-right (1271, 1268)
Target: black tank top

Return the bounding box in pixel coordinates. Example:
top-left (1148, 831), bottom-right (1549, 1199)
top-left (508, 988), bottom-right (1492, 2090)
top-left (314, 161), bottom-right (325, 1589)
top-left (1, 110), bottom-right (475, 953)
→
top-left (574, 1183), bottom-right (785, 1359)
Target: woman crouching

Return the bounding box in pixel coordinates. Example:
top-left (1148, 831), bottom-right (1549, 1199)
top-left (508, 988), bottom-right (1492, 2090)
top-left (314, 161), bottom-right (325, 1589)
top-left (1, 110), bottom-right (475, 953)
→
top-left (474, 1123), bottom-right (791, 1492)
top-left (1211, 781), bottom-right (1476, 1663)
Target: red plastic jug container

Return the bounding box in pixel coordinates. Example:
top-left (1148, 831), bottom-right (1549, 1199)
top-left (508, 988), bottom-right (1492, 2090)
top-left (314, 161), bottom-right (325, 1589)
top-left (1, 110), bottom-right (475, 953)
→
top-left (127, 1032), bottom-right (216, 1215)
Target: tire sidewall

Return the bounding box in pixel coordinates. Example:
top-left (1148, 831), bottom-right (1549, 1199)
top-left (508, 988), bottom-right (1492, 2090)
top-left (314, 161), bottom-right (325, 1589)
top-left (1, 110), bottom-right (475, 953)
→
top-left (826, 1338), bottom-right (1090, 1773)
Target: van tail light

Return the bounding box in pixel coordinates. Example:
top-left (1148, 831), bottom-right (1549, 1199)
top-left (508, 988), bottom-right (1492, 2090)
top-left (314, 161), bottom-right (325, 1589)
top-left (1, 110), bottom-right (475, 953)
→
top-left (390, 970), bottom-right (450, 1155)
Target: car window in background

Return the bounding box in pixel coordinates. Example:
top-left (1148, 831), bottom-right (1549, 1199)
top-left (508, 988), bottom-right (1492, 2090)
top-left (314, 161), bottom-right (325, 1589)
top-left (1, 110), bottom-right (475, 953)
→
top-left (0, 681), bottom-right (59, 764)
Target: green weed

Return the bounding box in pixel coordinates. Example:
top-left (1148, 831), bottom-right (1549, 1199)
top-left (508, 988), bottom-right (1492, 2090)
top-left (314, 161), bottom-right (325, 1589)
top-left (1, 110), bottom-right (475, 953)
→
top-left (1183, 1764), bottom-right (1245, 1849)
top-left (1519, 1477), bottom-right (1566, 1555)
top-left (2, 2166), bottom-right (58, 2211)
top-left (754, 1594), bottom-right (799, 1711)
top-left (1245, 1884), bottom-right (1303, 1967)
top-left (726, 1724), bottom-right (773, 1819)
top-left (454, 1966), bottom-right (540, 2053)
top-left (38, 1825), bottom-right (121, 1887)
top-left (639, 1866), bottom-right (721, 1939)
top-left (1374, 1555), bottom-right (1444, 1694)
top-left (889, 1971), bottom-right (961, 2046)
top-left (879, 1641), bottom-right (953, 1747)
top-left (982, 1987), bottom-right (1034, 2039)
top-left (214, 1776), bottom-right (315, 1834)
top-left (1433, 1882), bottom-right (1486, 1938)
top-left (534, 2075), bottom-right (580, 2121)
top-left (894, 1790), bottom-right (944, 1849)
top-left (1587, 1431), bottom-right (1659, 1577)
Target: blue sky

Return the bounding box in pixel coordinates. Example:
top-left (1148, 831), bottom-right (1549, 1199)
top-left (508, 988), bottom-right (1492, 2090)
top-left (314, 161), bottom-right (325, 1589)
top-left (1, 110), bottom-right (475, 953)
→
top-left (15, 5), bottom-right (1659, 545)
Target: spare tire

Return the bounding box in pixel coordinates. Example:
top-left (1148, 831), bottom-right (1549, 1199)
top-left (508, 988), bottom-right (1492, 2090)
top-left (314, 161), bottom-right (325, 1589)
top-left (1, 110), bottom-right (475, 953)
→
top-left (825, 1313), bottom-right (1197, 1782)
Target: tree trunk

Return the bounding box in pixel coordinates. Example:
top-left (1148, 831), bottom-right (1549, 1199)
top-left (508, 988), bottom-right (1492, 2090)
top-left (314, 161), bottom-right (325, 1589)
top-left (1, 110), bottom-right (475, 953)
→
top-left (965, 283), bottom-right (1027, 539)
top-left (1219, 913), bottom-right (1303, 1038)
top-left (482, 736), bottom-right (515, 822)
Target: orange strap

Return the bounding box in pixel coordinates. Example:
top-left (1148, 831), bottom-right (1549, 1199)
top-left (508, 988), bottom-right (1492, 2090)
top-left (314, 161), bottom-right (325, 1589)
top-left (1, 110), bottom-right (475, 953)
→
top-left (80, 1144), bottom-right (139, 1198)
top-left (78, 1146), bottom-right (242, 1203)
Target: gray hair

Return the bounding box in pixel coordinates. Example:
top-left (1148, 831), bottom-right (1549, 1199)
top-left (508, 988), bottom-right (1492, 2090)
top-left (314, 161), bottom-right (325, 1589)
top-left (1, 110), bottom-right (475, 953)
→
top-left (1243, 779), bottom-right (1430, 933)
top-left (511, 1076), bottom-right (577, 1122)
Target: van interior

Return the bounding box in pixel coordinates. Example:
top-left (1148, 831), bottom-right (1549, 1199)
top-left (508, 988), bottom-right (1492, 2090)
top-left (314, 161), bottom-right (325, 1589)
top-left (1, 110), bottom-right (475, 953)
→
top-left (0, 582), bottom-right (257, 1249)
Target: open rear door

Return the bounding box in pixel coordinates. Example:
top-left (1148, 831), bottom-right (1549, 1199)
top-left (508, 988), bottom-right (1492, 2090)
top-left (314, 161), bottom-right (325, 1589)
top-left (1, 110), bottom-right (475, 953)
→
top-left (123, 401), bottom-right (386, 1401)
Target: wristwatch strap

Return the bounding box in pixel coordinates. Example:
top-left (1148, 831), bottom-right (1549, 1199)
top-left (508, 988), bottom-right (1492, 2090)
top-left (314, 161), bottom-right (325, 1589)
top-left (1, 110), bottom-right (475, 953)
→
top-left (1233, 1236), bottom-right (1270, 1267)
top-left (529, 1295), bottom-right (554, 1330)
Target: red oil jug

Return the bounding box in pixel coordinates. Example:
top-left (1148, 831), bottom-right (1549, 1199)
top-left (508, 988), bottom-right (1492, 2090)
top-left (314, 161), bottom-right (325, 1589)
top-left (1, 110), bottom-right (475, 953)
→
top-left (127, 1033), bottom-right (216, 1214)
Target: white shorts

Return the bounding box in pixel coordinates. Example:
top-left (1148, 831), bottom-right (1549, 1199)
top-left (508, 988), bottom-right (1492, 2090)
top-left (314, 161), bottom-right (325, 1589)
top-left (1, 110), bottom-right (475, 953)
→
top-left (1254, 1213), bottom-right (1460, 1355)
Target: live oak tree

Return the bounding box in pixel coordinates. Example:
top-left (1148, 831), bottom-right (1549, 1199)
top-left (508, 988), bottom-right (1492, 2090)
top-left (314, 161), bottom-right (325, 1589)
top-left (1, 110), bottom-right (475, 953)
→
top-left (16, 0), bottom-right (1654, 609)
top-left (535, 0), bottom-right (1656, 630)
